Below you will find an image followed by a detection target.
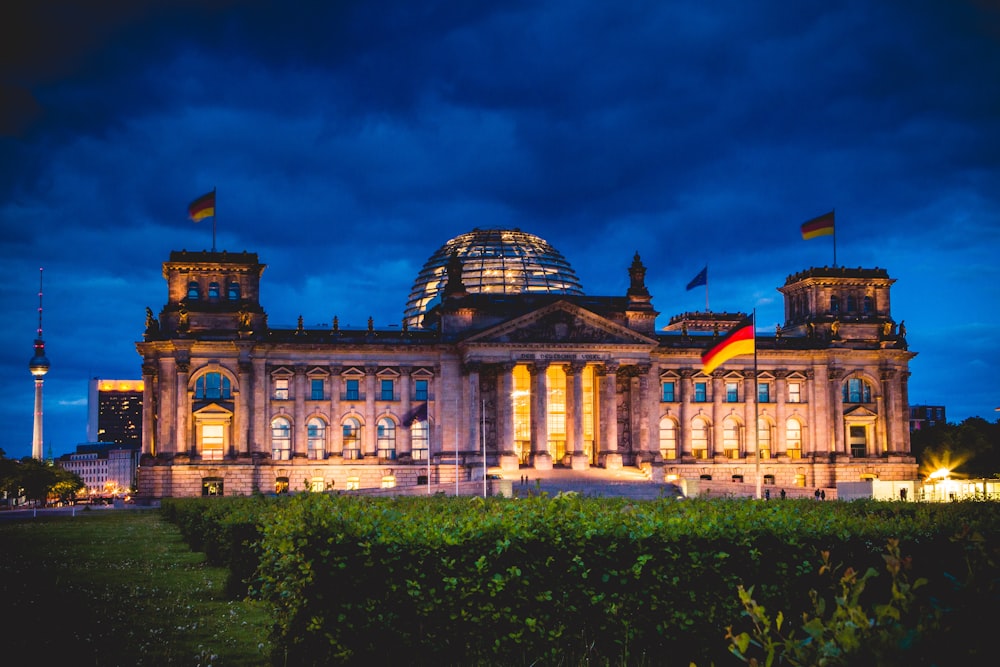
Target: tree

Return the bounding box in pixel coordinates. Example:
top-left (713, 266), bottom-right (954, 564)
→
top-left (911, 417), bottom-right (1000, 478)
top-left (51, 467), bottom-right (85, 504)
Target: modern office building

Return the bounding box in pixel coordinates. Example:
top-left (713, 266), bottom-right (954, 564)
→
top-left (136, 228), bottom-right (917, 498)
top-left (909, 404), bottom-right (946, 431)
top-left (87, 378), bottom-right (144, 448)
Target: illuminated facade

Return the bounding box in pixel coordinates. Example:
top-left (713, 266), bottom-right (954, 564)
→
top-left (136, 232), bottom-right (917, 499)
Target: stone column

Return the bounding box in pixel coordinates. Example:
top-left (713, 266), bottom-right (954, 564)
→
top-left (773, 370), bottom-right (787, 459)
top-left (829, 369), bottom-right (845, 456)
top-left (293, 366), bottom-right (307, 457)
top-left (899, 371), bottom-right (912, 454)
top-left (743, 371), bottom-right (756, 459)
top-left (364, 366), bottom-right (377, 457)
top-left (466, 362), bottom-right (481, 458)
top-left (329, 367), bottom-right (342, 456)
top-left (806, 367), bottom-right (824, 456)
top-left (141, 361), bottom-right (157, 456)
top-left (679, 370), bottom-right (693, 458)
top-left (176, 360), bottom-right (190, 456)
top-left (529, 362), bottom-right (552, 469)
top-left (497, 362), bottom-right (519, 471)
top-left (235, 360), bottom-right (252, 456)
top-left (711, 370), bottom-right (724, 458)
top-left (599, 362), bottom-right (622, 469)
top-left (399, 368), bottom-right (412, 457)
top-left (634, 364), bottom-right (654, 463)
top-left (567, 362), bottom-right (588, 470)
top-left (252, 358), bottom-right (267, 456)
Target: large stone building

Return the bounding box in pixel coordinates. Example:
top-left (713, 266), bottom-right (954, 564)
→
top-left (136, 228), bottom-right (917, 498)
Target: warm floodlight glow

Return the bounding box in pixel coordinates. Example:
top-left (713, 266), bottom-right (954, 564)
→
top-left (928, 467), bottom-right (950, 480)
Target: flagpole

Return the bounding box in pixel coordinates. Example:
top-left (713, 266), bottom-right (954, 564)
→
top-left (753, 309), bottom-right (761, 500)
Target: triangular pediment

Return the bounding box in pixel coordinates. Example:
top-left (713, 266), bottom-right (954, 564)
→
top-left (844, 405), bottom-right (878, 418)
top-left (462, 300), bottom-right (658, 347)
top-left (193, 402), bottom-right (233, 418)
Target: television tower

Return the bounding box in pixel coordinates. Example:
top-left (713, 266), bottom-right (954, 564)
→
top-left (29, 268), bottom-right (50, 460)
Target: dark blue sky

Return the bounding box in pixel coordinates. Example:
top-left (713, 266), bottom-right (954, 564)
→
top-left (2, 0), bottom-right (998, 459)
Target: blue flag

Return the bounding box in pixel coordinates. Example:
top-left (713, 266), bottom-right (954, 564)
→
top-left (686, 266), bottom-right (707, 290)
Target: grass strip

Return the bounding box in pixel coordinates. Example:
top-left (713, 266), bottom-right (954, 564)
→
top-left (0, 509), bottom-right (272, 666)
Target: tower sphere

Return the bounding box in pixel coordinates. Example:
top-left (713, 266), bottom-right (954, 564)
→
top-left (404, 228), bottom-right (584, 327)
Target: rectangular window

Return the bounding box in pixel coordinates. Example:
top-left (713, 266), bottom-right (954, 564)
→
top-left (726, 382), bottom-right (739, 403)
top-left (380, 379), bottom-right (394, 401)
top-left (274, 378), bottom-right (289, 400)
top-left (311, 379), bottom-right (324, 401)
top-left (694, 382), bottom-right (707, 402)
top-left (788, 382), bottom-right (801, 403)
top-left (414, 379), bottom-right (428, 401)
top-left (661, 381), bottom-right (675, 402)
top-left (757, 382), bottom-right (770, 403)
top-left (345, 378), bottom-right (360, 401)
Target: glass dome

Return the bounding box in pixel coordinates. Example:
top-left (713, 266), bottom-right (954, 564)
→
top-left (404, 228), bottom-right (585, 327)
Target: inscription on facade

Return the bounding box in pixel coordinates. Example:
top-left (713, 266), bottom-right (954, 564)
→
top-left (516, 352), bottom-right (609, 361)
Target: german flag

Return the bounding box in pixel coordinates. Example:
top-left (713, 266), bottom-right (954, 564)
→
top-left (801, 210), bottom-right (834, 240)
top-left (701, 316), bottom-right (755, 375)
top-left (188, 190), bottom-right (216, 222)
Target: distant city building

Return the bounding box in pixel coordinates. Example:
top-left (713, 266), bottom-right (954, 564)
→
top-left (136, 229), bottom-right (918, 499)
top-left (909, 404), bottom-right (946, 431)
top-left (57, 443), bottom-right (140, 496)
top-left (87, 379), bottom-right (144, 447)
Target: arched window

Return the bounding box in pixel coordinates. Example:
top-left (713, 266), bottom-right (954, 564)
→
top-left (757, 419), bottom-right (772, 459)
top-left (843, 378), bottom-right (872, 403)
top-left (342, 417), bottom-right (362, 459)
top-left (208, 281), bottom-right (220, 298)
top-left (691, 416), bottom-right (710, 459)
top-left (307, 418), bottom-right (326, 460)
top-left (187, 281), bottom-right (201, 300)
top-left (723, 416), bottom-right (741, 458)
top-left (411, 420), bottom-right (429, 461)
top-left (830, 295), bottom-right (840, 313)
top-left (228, 281), bottom-right (241, 300)
top-left (271, 417), bottom-right (291, 460)
top-left (659, 417), bottom-right (677, 460)
top-left (377, 417), bottom-right (396, 461)
top-left (785, 418), bottom-right (802, 459)
top-left (195, 372), bottom-right (232, 399)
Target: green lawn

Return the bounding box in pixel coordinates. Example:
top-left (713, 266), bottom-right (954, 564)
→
top-left (0, 509), bottom-right (272, 666)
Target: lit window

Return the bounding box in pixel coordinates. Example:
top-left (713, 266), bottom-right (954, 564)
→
top-left (274, 378), bottom-right (289, 400)
top-left (311, 379), bottom-right (324, 401)
top-left (376, 417), bottom-right (396, 461)
top-left (659, 417), bottom-right (677, 460)
top-left (723, 417), bottom-right (740, 458)
top-left (411, 420), bottom-right (429, 461)
top-left (850, 425), bottom-right (867, 457)
top-left (788, 382), bottom-right (801, 403)
top-left (726, 382), bottom-right (739, 403)
top-left (275, 477), bottom-right (289, 494)
top-left (307, 417), bottom-right (326, 460)
top-left (691, 417), bottom-right (709, 459)
top-left (201, 423), bottom-right (225, 460)
top-left (786, 418), bottom-right (802, 458)
top-left (342, 417), bottom-right (362, 459)
top-left (310, 477), bottom-right (325, 493)
top-left (271, 417), bottom-right (291, 460)
top-left (202, 477), bottom-right (224, 496)
top-left (661, 381), bottom-right (675, 402)
top-left (757, 420), bottom-right (772, 459)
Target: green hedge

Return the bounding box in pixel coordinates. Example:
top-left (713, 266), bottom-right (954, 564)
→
top-left (235, 494), bottom-right (1000, 666)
